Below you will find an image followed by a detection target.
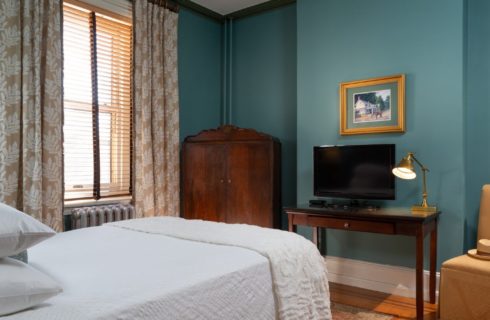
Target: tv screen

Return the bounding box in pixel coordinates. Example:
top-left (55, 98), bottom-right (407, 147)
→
top-left (313, 144), bottom-right (396, 200)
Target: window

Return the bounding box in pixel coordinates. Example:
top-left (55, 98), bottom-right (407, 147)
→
top-left (63, 1), bottom-right (132, 200)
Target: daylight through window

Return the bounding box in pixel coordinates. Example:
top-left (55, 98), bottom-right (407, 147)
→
top-left (63, 1), bottom-right (132, 200)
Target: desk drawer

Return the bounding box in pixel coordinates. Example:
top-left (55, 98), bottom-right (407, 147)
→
top-left (305, 216), bottom-right (395, 234)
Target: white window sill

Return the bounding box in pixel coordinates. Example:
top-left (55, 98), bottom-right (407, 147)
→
top-left (64, 196), bottom-right (132, 212)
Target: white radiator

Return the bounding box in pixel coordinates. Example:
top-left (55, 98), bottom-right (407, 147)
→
top-left (70, 204), bottom-right (135, 230)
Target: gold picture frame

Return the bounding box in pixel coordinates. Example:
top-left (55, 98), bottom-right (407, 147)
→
top-left (340, 74), bottom-right (405, 135)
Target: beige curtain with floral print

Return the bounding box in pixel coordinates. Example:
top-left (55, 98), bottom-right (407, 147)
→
top-left (133, 0), bottom-right (180, 218)
top-left (0, 0), bottom-right (63, 231)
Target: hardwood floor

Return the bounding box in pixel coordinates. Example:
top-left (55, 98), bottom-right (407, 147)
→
top-left (330, 282), bottom-right (438, 320)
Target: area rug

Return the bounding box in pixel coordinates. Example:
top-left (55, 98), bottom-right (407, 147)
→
top-left (331, 302), bottom-right (394, 320)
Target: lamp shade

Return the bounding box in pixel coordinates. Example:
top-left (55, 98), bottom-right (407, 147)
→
top-left (392, 155), bottom-right (416, 180)
top-left (391, 152), bottom-right (437, 212)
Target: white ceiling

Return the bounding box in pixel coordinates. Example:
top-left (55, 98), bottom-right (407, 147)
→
top-left (191, 0), bottom-right (269, 15)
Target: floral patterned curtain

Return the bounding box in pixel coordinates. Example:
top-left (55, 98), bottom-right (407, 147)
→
top-left (0, 0), bottom-right (63, 231)
top-left (133, 0), bottom-right (180, 217)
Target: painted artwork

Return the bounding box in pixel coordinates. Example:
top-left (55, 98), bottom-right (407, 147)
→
top-left (339, 74), bottom-right (405, 135)
top-left (353, 89), bottom-right (391, 123)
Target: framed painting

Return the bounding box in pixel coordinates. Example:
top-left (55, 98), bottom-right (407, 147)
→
top-left (339, 74), bottom-right (405, 135)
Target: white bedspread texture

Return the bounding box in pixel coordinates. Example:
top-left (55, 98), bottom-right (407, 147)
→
top-left (109, 217), bottom-right (332, 320)
top-left (5, 226), bottom-right (275, 320)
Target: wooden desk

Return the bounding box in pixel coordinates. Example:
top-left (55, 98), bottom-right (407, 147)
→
top-left (284, 205), bottom-right (440, 320)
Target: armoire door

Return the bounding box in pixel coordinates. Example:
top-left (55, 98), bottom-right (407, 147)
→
top-left (182, 143), bottom-right (227, 222)
top-left (226, 142), bottom-right (273, 227)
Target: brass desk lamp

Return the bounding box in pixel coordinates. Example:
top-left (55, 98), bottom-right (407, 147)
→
top-left (392, 152), bottom-right (437, 213)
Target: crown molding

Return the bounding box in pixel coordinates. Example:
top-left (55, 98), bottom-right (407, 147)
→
top-left (178, 0), bottom-right (296, 22)
top-left (226, 0), bottom-right (295, 19)
top-left (176, 0), bottom-right (224, 21)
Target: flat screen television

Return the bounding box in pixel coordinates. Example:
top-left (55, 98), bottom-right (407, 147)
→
top-left (313, 144), bottom-right (396, 200)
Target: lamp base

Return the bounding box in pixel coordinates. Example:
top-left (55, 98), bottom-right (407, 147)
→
top-left (411, 204), bottom-right (438, 213)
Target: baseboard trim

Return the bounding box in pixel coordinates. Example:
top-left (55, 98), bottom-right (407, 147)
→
top-left (325, 255), bottom-right (440, 301)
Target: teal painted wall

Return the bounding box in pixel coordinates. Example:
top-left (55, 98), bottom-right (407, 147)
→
top-left (465, 0), bottom-right (490, 249)
top-left (297, 0), bottom-right (466, 268)
top-left (178, 8), bottom-right (222, 141)
top-left (230, 4), bottom-right (297, 226)
top-left (178, 0), bottom-right (489, 268)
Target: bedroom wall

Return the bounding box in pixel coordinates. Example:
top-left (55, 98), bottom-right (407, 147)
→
top-left (177, 0), bottom-right (485, 269)
top-left (297, 0), bottom-right (466, 268)
top-left (230, 4), bottom-right (297, 225)
top-left (178, 8), bottom-right (222, 141)
top-left (465, 0), bottom-right (490, 249)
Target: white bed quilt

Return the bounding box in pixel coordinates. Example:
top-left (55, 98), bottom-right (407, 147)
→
top-left (5, 225), bottom-right (275, 320)
top-left (109, 217), bottom-right (332, 320)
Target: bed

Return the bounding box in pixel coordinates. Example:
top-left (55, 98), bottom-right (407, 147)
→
top-left (4, 217), bottom-right (331, 320)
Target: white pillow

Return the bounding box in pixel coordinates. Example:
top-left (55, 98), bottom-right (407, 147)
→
top-left (0, 202), bottom-right (56, 258)
top-left (0, 258), bottom-right (62, 316)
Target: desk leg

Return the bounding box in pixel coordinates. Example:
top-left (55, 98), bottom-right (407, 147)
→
top-left (416, 226), bottom-right (424, 320)
top-left (312, 227), bottom-right (319, 248)
top-left (320, 228), bottom-right (327, 255)
top-left (429, 220), bottom-right (437, 304)
top-left (288, 213), bottom-right (297, 233)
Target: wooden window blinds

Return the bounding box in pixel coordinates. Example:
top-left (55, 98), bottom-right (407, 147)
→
top-left (63, 1), bottom-right (132, 200)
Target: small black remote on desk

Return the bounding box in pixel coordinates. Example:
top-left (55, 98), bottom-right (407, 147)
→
top-left (309, 199), bottom-right (325, 208)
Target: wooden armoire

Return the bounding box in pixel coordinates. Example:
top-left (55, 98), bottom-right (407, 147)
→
top-left (181, 125), bottom-right (281, 228)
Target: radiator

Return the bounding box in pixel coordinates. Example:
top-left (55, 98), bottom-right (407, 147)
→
top-left (70, 204), bottom-right (135, 230)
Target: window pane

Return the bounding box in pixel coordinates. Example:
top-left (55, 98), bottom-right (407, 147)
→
top-left (63, 3), bottom-right (94, 200)
top-left (62, 2), bottom-right (132, 200)
top-left (64, 108), bottom-right (94, 186)
top-left (99, 112), bottom-right (111, 184)
top-left (96, 13), bottom-right (132, 198)
top-left (63, 18), bottom-right (92, 103)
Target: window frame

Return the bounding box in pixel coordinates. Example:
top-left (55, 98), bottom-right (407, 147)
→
top-left (63, 0), bottom-right (133, 202)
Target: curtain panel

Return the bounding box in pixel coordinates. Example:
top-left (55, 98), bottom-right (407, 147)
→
top-left (0, 0), bottom-right (64, 231)
top-left (132, 0), bottom-right (180, 217)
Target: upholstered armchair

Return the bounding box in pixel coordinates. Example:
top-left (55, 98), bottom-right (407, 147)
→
top-left (439, 185), bottom-right (490, 320)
